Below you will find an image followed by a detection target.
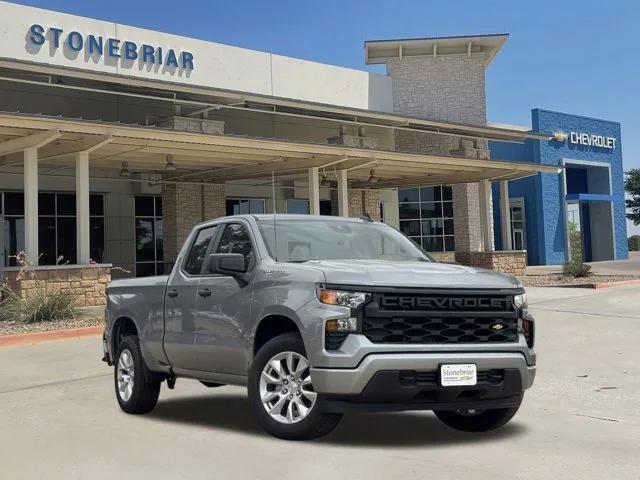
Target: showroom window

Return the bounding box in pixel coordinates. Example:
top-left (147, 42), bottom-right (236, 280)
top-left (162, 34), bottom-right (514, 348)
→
top-left (225, 198), bottom-right (265, 216)
top-left (1, 192), bottom-right (104, 266)
top-left (135, 196), bottom-right (163, 277)
top-left (398, 186), bottom-right (455, 252)
top-left (285, 199), bottom-right (332, 215)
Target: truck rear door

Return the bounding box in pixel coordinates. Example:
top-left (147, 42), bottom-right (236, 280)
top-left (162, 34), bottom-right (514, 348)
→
top-left (163, 224), bottom-right (220, 371)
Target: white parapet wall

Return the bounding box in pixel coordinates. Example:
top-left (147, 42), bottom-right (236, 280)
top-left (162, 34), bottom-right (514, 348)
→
top-left (0, 1), bottom-right (393, 112)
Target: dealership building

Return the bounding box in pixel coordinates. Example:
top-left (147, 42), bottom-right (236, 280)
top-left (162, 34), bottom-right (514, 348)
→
top-left (0, 2), bottom-right (627, 305)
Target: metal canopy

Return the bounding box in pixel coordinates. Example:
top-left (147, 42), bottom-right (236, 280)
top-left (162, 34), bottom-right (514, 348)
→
top-left (0, 112), bottom-right (560, 188)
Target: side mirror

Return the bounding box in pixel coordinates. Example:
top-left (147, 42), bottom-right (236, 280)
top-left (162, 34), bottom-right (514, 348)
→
top-left (208, 253), bottom-right (247, 274)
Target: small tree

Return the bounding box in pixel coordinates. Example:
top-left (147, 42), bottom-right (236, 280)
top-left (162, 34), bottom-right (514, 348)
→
top-left (567, 221), bottom-right (583, 264)
top-left (625, 169), bottom-right (640, 226)
top-left (629, 235), bottom-right (640, 252)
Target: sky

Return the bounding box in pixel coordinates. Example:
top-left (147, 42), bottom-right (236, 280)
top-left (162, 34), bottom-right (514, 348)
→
top-left (12, 0), bottom-right (640, 234)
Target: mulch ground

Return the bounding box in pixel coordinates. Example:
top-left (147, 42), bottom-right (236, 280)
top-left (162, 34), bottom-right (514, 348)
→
top-left (0, 316), bottom-right (102, 337)
top-left (518, 275), bottom-right (640, 287)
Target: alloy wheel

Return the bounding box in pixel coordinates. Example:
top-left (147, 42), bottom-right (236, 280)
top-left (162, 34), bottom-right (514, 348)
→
top-left (117, 349), bottom-right (135, 402)
top-left (259, 351), bottom-right (317, 424)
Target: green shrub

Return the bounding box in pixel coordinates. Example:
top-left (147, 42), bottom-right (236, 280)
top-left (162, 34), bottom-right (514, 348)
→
top-left (0, 284), bottom-right (83, 323)
top-left (628, 235), bottom-right (640, 252)
top-left (562, 262), bottom-right (592, 278)
top-left (567, 221), bottom-right (583, 263)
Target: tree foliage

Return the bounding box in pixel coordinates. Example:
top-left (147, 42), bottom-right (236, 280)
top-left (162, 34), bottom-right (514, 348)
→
top-left (625, 169), bottom-right (640, 225)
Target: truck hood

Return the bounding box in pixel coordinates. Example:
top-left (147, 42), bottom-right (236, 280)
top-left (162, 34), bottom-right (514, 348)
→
top-left (308, 260), bottom-right (522, 290)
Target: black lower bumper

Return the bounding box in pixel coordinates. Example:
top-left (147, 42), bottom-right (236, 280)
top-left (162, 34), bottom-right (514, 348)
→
top-left (323, 368), bottom-right (524, 413)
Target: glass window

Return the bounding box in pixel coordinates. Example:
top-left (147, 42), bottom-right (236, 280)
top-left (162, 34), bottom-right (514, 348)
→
top-left (217, 223), bottom-right (254, 269)
top-left (90, 194), bottom-right (104, 216)
top-left (184, 225), bottom-right (218, 275)
top-left (90, 217), bottom-right (105, 263)
top-left (135, 219), bottom-right (155, 262)
top-left (420, 202), bottom-right (442, 219)
top-left (258, 218), bottom-right (431, 263)
top-left (39, 193), bottom-right (55, 215)
top-left (135, 196), bottom-right (155, 217)
top-left (2, 192), bottom-right (105, 266)
top-left (420, 186), bottom-right (442, 202)
top-left (57, 193), bottom-right (75, 216)
top-left (4, 192), bottom-right (24, 216)
top-left (38, 217), bottom-right (56, 265)
top-left (286, 199), bottom-right (310, 214)
top-left (135, 196), bottom-right (164, 276)
top-left (399, 203), bottom-right (421, 220)
top-left (226, 198), bottom-right (265, 216)
top-left (395, 186), bottom-right (455, 252)
top-left (398, 188), bottom-right (419, 203)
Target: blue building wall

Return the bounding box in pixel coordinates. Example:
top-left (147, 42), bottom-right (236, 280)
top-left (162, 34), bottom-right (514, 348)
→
top-left (490, 108), bottom-right (627, 265)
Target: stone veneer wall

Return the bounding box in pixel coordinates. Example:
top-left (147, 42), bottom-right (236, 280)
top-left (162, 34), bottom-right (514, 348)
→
top-left (455, 251), bottom-right (527, 276)
top-left (4, 265), bottom-right (112, 307)
top-left (386, 54), bottom-right (491, 253)
top-left (429, 251), bottom-right (456, 263)
top-left (348, 190), bottom-right (381, 220)
top-left (162, 182), bottom-right (226, 263)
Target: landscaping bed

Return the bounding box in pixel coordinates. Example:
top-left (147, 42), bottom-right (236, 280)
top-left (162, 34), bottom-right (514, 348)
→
top-left (519, 275), bottom-right (640, 288)
top-left (0, 315), bottom-right (102, 337)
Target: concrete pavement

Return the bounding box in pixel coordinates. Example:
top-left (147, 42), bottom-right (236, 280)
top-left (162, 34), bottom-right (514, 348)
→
top-left (526, 251), bottom-right (640, 276)
top-left (1, 286), bottom-right (639, 479)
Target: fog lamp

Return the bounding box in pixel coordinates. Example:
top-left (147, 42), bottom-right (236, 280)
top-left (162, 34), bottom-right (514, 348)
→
top-left (325, 317), bottom-right (358, 332)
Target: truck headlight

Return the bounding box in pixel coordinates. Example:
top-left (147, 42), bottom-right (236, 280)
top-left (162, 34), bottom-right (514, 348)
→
top-left (318, 288), bottom-right (370, 308)
top-left (514, 293), bottom-right (528, 311)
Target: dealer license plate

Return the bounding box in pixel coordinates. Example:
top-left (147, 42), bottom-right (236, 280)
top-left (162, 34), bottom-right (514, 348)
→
top-left (440, 364), bottom-right (477, 387)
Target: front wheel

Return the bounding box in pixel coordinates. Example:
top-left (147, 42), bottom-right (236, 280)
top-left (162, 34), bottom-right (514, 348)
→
top-left (114, 336), bottom-right (161, 414)
top-left (248, 333), bottom-right (342, 440)
top-left (434, 398), bottom-right (522, 432)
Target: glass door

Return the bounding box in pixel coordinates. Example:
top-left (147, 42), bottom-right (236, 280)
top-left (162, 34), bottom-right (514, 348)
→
top-left (509, 198), bottom-right (527, 250)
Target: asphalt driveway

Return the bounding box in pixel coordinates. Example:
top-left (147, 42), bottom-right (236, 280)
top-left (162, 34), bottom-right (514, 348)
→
top-left (1, 286), bottom-right (639, 479)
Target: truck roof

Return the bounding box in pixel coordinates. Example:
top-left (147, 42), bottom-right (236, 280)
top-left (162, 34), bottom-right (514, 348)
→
top-left (250, 214), bottom-right (373, 223)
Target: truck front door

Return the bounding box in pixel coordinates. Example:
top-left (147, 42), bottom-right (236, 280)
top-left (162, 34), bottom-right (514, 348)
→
top-left (192, 221), bottom-right (255, 376)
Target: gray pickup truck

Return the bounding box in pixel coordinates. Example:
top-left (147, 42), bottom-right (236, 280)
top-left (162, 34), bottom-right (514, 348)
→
top-left (102, 214), bottom-right (535, 440)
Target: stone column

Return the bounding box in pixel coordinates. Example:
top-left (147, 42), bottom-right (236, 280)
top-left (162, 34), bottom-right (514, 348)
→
top-left (163, 182), bottom-right (227, 263)
top-left (347, 189), bottom-right (381, 221)
top-left (386, 54), bottom-right (489, 253)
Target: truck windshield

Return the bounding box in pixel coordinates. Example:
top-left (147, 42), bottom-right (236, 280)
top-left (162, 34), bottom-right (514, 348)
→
top-left (258, 218), bottom-right (432, 263)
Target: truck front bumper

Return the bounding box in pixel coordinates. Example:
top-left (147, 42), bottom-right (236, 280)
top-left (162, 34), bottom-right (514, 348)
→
top-left (310, 352), bottom-right (534, 412)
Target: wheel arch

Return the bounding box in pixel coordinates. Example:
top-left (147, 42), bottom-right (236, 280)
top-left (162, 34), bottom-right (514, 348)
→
top-left (253, 314), bottom-right (302, 356)
top-left (111, 316), bottom-right (139, 356)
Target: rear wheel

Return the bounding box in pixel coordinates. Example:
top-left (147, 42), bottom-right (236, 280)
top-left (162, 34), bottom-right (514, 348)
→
top-left (434, 398), bottom-right (522, 432)
top-left (248, 332), bottom-right (342, 440)
top-left (114, 336), bottom-right (161, 414)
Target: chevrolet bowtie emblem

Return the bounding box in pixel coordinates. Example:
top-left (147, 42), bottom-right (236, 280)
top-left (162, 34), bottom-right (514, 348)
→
top-left (490, 323), bottom-right (505, 331)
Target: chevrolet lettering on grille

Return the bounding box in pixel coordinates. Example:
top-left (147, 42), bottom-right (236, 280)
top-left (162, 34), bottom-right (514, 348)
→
top-left (380, 296), bottom-right (512, 311)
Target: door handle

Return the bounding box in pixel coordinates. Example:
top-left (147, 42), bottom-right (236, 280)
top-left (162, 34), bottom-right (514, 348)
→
top-left (167, 289), bottom-right (178, 298)
top-left (198, 288), bottom-right (212, 297)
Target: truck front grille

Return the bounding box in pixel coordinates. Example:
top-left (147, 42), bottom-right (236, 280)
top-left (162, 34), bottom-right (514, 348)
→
top-left (362, 291), bottom-right (518, 344)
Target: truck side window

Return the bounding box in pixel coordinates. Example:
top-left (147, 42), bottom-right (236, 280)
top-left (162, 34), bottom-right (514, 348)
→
top-left (183, 225), bottom-right (218, 275)
top-left (217, 223), bottom-right (254, 269)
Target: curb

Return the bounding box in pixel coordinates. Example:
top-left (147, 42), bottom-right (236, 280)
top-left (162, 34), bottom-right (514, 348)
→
top-left (592, 279), bottom-right (640, 289)
top-left (0, 326), bottom-right (103, 348)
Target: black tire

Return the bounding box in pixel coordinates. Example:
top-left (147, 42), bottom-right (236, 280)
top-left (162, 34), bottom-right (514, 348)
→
top-left (434, 398), bottom-right (522, 432)
top-left (114, 335), bottom-right (161, 414)
top-left (248, 332), bottom-right (342, 440)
